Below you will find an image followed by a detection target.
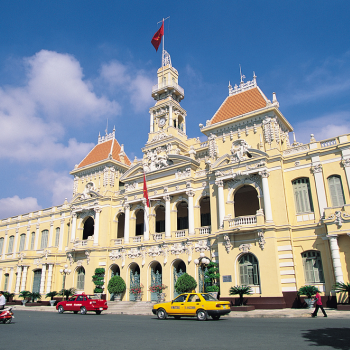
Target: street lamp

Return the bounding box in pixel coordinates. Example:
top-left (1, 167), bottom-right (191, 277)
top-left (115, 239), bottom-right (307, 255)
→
top-left (60, 264), bottom-right (71, 296)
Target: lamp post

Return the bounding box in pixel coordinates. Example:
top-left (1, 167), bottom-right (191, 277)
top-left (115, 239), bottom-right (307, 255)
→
top-left (59, 264), bottom-right (71, 300)
top-left (194, 253), bottom-right (210, 293)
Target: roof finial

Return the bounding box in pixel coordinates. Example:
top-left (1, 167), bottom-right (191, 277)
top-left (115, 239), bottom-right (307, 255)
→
top-left (239, 65), bottom-right (245, 85)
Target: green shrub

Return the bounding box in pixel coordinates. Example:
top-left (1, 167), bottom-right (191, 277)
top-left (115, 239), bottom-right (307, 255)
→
top-left (29, 292), bottom-right (42, 302)
top-left (229, 285), bottom-right (253, 306)
top-left (92, 268), bottom-right (105, 294)
top-left (204, 262), bottom-right (220, 293)
top-left (45, 291), bottom-right (58, 300)
top-left (3, 292), bottom-right (15, 302)
top-left (297, 285), bottom-right (320, 298)
top-left (175, 273), bottom-right (197, 294)
top-left (58, 288), bottom-right (76, 300)
top-left (19, 290), bottom-right (31, 300)
top-left (107, 276), bottom-right (126, 295)
top-left (333, 282), bottom-right (350, 304)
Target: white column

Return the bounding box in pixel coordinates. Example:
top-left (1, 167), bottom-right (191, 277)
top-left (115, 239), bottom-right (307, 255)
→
top-left (328, 235), bottom-right (344, 283)
top-left (48, 222), bottom-right (54, 247)
top-left (311, 164), bottom-right (328, 217)
top-left (25, 226), bottom-right (30, 250)
top-left (169, 105), bottom-right (173, 127)
top-left (46, 264), bottom-right (53, 294)
top-left (15, 266), bottom-right (22, 294)
top-left (164, 195), bottom-right (171, 238)
top-left (143, 201), bottom-right (149, 241)
top-left (71, 213), bottom-right (77, 241)
top-left (341, 158), bottom-right (350, 192)
top-left (187, 190), bottom-right (195, 235)
top-left (94, 208), bottom-right (101, 245)
top-left (20, 266), bottom-right (28, 292)
top-left (150, 112), bottom-right (154, 133)
top-left (13, 229), bottom-right (19, 258)
top-left (259, 170), bottom-right (273, 223)
top-left (124, 204), bottom-right (130, 243)
top-left (8, 268), bottom-right (14, 292)
top-left (59, 219), bottom-right (65, 251)
top-left (215, 180), bottom-right (225, 229)
top-left (34, 223), bottom-right (40, 250)
top-left (40, 264), bottom-right (46, 294)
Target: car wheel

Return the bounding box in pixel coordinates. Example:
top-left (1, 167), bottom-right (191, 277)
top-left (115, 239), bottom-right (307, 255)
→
top-left (156, 308), bottom-right (167, 320)
top-left (58, 306), bottom-right (64, 314)
top-left (4, 318), bottom-right (12, 324)
top-left (212, 315), bottom-right (220, 320)
top-left (80, 306), bottom-right (87, 315)
top-left (95, 310), bottom-right (102, 315)
top-left (196, 309), bottom-right (208, 321)
top-left (174, 316), bottom-right (181, 320)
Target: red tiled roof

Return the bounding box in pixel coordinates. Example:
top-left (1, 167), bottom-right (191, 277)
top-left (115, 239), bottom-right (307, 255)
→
top-left (210, 87), bottom-right (267, 125)
top-left (77, 139), bottom-right (131, 168)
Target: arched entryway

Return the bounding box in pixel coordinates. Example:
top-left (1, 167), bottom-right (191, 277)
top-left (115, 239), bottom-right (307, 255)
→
top-left (109, 264), bottom-right (121, 301)
top-left (129, 263), bottom-right (140, 301)
top-left (150, 262), bottom-right (162, 301)
top-left (234, 185), bottom-right (259, 217)
top-left (173, 259), bottom-right (186, 298)
top-left (83, 217), bottom-right (94, 240)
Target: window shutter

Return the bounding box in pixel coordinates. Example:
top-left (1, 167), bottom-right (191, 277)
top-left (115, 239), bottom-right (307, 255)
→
top-left (8, 236), bottom-right (14, 253)
top-left (30, 233), bottom-right (35, 250)
top-left (328, 176), bottom-right (345, 207)
top-left (55, 228), bottom-right (60, 247)
top-left (293, 178), bottom-right (312, 214)
top-left (19, 234), bottom-right (26, 251)
top-left (247, 265), bottom-right (254, 285)
top-left (41, 230), bottom-right (48, 249)
top-left (0, 238), bottom-right (4, 254)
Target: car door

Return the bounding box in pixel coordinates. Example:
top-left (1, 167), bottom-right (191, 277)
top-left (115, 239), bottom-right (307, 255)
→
top-left (65, 296), bottom-right (77, 311)
top-left (74, 295), bottom-right (84, 311)
top-left (169, 294), bottom-right (187, 315)
top-left (184, 294), bottom-right (202, 315)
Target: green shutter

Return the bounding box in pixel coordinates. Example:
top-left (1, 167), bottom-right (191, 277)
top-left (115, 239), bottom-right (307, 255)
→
top-left (293, 178), bottom-right (313, 214)
top-left (328, 176), bottom-right (345, 207)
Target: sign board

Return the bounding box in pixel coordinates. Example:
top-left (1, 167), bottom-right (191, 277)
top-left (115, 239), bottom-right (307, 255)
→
top-left (222, 275), bottom-right (232, 283)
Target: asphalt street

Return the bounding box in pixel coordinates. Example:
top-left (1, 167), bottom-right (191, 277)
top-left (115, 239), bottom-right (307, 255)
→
top-left (1, 311), bottom-right (349, 350)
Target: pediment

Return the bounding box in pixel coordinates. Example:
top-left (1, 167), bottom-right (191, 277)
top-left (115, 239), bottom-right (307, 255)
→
top-left (71, 190), bottom-right (103, 204)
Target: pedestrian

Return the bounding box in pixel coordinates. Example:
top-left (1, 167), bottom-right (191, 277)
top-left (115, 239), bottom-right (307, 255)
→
top-left (0, 291), bottom-right (6, 310)
top-left (312, 291), bottom-right (327, 317)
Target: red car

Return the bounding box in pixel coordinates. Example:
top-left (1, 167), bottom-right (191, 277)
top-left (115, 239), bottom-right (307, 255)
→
top-left (56, 293), bottom-right (108, 315)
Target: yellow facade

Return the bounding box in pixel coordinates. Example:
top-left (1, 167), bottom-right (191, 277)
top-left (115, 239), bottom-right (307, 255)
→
top-left (0, 55), bottom-right (349, 307)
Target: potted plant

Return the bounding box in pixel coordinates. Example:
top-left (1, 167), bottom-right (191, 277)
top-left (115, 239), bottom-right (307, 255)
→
top-left (229, 285), bottom-right (253, 306)
top-left (175, 273), bottom-right (197, 294)
top-left (333, 282), bottom-right (350, 310)
top-left (107, 276), bottom-right (126, 301)
top-left (58, 288), bottom-right (76, 301)
top-left (92, 268), bottom-right (105, 297)
top-left (46, 291), bottom-right (58, 306)
top-left (204, 262), bottom-right (220, 299)
top-left (149, 284), bottom-right (167, 302)
top-left (29, 292), bottom-right (42, 303)
top-left (130, 284), bottom-right (144, 301)
top-left (18, 290), bottom-right (31, 305)
top-left (3, 292), bottom-right (15, 303)
top-left (298, 285), bottom-right (319, 308)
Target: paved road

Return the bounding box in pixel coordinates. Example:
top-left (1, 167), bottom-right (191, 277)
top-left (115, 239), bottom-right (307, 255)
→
top-left (2, 311), bottom-right (349, 350)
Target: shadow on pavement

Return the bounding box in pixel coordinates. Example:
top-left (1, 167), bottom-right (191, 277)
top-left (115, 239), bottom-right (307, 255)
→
top-left (302, 328), bottom-right (350, 349)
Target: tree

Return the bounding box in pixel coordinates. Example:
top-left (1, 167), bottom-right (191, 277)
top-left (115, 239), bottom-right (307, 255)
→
top-left (107, 276), bottom-right (126, 295)
top-left (175, 273), bottom-right (197, 294)
top-left (204, 262), bottom-right (220, 293)
top-left (18, 290), bottom-right (31, 301)
top-left (29, 292), bottom-right (42, 302)
top-left (58, 288), bottom-right (76, 300)
top-left (46, 291), bottom-right (58, 300)
top-left (333, 282), bottom-right (350, 304)
top-left (229, 285), bottom-right (253, 306)
top-left (92, 268), bottom-right (105, 294)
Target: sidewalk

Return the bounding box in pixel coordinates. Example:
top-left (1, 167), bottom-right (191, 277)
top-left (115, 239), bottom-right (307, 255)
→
top-left (9, 304), bottom-right (350, 318)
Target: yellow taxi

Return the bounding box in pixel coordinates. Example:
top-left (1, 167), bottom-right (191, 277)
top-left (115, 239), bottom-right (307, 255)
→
top-left (152, 293), bottom-right (231, 321)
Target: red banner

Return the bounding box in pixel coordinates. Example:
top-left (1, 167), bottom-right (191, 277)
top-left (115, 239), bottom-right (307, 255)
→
top-left (143, 173), bottom-right (150, 207)
top-left (151, 21), bottom-right (164, 52)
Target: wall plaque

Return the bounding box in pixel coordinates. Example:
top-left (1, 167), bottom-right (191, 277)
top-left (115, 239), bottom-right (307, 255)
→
top-left (222, 275), bottom-right (232, 283)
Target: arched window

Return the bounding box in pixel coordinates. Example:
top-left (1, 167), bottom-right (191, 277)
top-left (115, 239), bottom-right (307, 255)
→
top-left (155, 206), bottom-right (165, 233)
top-left (0, 237), bottom-right (4, 255)
top-left (302, 251), bottom-right (324, 283)
top-left (77, 267), bottom-right (85, 290)
top-left (40, 230), bottom-right (49, 249)
top-left (7, 236), bottom-right (14, 253)
top-left (55, 227), bottom-right (60, 247)
top-left (83, 217), bottom-right (94, 240)
top-left (19, 234), bottom-right (26, 252)
top-left (30, 232), bottom-right (35, 250)
top-left (234, 186), bottom-right (259, 217)
top-left (3, 274), bottom-right (9, 291)
top-left (117, 213), bottom-right (125, 238)
top-left (200, 197), bottom-right (211, 227)
top-left (135, 210), bottom-right (144, 236)
top-left (328, 175), bottom-right (345, 207)
top-left (239, 254), bottom-right (259, 285)
top-left (292, 178), bottom-right (313, 214)
top-left (177, 201), bottom-right (188, 230)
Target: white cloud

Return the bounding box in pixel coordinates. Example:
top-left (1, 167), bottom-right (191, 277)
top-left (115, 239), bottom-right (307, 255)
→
top-left (0, 196), bottom-right (42, 219)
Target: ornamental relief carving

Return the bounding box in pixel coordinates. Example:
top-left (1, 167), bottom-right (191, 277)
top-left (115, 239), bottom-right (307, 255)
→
top-left (230, 139), bottom-right (252, 163)
top-left (194, 239), bottom-right (211, 253)
top-left (143, 149), bottom-right (173, 173)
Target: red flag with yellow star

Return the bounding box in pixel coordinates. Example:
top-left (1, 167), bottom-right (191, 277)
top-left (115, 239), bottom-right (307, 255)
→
top-left (151, 21), bottom-right (164, 52)
top-left (143, 173), bottom-right (150, 207)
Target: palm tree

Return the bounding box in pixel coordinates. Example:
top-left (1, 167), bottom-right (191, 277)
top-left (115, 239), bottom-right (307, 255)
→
top-left (58, 288), bottom-right (76, 300)
top-left (333, 282), bottom-right (350, 304)
top-left (29, 292), bottom-right (42, 302)
top-left (229, 285), bottom-right (253, 306)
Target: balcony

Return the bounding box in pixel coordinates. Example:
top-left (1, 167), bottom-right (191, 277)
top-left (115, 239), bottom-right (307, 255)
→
top-left (132, 236), bottom-right (143, 243)
top-left (152, 81), bottom-right (184, 97)
top-left (112, 238), bottom-right (123, 246)
top-left (198, 226), bottom-right (211, 235)
top-left (153, 233), bottom-right (164, 241)
top-left (224, 215), bottom-right (263, 230)
top-left (174, 230), bottom-right (187, 238)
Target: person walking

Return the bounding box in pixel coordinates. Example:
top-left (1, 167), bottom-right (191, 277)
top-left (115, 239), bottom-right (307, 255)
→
top-left (312, 291), bottom-right (327, 317)
top-left (0, 291), bottom-right (6, 310)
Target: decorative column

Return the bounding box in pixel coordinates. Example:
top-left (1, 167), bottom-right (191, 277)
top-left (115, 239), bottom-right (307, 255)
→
top-left (259, 170), bottom-right (273, 223)
top-left (34, 223), bottom-right (40, 250)
top-left (71, 213), bottom-right (77, 241)
top-left (187, 190), bottom-right (195, 235)
top-left (13, 228), bottom-right (19, 258)
top-left (8, 268), bottom-right (14, 292)
top-left (94, 208), bottom-right (101, 246)
top-left (46, 264), bottom-right (53, 293)
top-left (164, 195), bottom-right (171, 238)
top-left (15, 266), bottom-right (22, 294)
top-left (40, 264), bottom-right (46, 294)
top-left (25, 226), bottom-right (30, 250)
top-left (150, 112), bottom-right (154, 133)
top-left (124, 204), bottom-right (130, 243)
top-left (48, 221), bottom-right (54, 247)
top-left (341, 157), bottom-right (350, 192)
top-left (215, 180), bottom-right (225, 229)
top-left (169, 105), bottom-right (173, 127)
top-left (311, 164), bottom-right (328, 217)
top-left (143, 200), bottom-right (149, 241)
top-left (59, 219), bottom-right (65, 251)
top-left (327, 235), bottom-right (344, 283)
top-left (20, 266), bottom-right (28, 291)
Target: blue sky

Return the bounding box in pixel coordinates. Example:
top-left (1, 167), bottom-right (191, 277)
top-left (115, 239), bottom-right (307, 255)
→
top-left (0, 1), bottom-right (350, 219)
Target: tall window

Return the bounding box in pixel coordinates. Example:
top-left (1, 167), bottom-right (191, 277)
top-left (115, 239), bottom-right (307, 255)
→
top-left (30, 232), bottom-right (35, 250)
top-left (0, 237), bottom-right (4, 255)
top-left (7, 236), bottom-right (14, 253)
top-left (234, 186), bottom-right (259, 217)
top-left (83, 217), bottom-right (94, 240)
top-left (302, 251), bottom-right (325, 283)
top-left (177, 201), bottom-right (189, 230)
top-left (3, 274), bottom-right (9, 291)
top-left (239, 254), bottom-right (259, 285)
top-left (55, 227), bottom-right (60, 247)
top-left (200, 197), bottom-right (211, 226)
top-left (32, 270), bottom-right (42, 293)
top-left (292, 178), bottom-right (314, 214)
top-left (40, 230), bottom-right (49, 249)
top-left (328, 175), bottom-right (345, 207)
top-left (155, 206), bottom-right (165, 233)
top-left (19, 234), bottom-right (26, 252)
top-left (77, 267), bottom-right (85, 290)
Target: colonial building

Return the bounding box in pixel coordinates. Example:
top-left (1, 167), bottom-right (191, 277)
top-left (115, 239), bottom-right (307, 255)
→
top-left (1, 51), bottom-right (349, 308)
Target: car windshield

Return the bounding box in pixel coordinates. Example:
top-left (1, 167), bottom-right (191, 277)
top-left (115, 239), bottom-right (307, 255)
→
top-left (200, 293), bottom-right (218, 301)
top-left (86, 295), bottom-right (99, 300)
